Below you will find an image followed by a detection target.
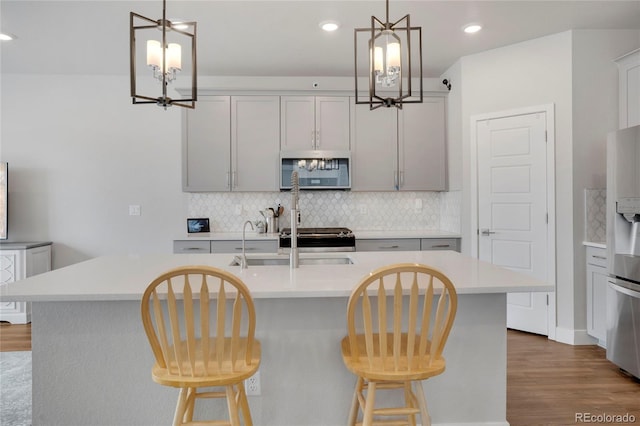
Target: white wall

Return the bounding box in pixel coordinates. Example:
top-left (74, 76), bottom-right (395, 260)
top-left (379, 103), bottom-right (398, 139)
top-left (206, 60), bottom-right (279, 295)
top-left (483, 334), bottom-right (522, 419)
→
top-left (445, 29), bottom-right (640, 342)
top-left (0, 74), bottom-right (188, 268)
top-left (571, 29), bottom-right (640, 334)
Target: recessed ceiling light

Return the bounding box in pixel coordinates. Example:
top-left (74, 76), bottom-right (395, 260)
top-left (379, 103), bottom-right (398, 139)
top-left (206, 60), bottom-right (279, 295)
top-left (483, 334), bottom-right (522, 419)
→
top-left (0, 33), bottom-right (16, 41)
top-left (319, 21), bottom-right (340, 32)
top-left (463, 24), bottom-right (482, 34)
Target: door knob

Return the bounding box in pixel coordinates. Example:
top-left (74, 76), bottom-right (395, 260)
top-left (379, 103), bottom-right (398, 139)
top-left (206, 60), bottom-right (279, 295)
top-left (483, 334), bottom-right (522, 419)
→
top-left (480, 229), bottom-right (496, 236)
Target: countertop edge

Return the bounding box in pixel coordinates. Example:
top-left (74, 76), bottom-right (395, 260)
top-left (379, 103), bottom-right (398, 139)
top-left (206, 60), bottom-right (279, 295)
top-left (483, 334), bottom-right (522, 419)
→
top-left (583, 241), bottom-right (607, 249)
top-left (0, 241), bottom-right (53, 250)
top-left (175, 230), bottom-right (462, 241)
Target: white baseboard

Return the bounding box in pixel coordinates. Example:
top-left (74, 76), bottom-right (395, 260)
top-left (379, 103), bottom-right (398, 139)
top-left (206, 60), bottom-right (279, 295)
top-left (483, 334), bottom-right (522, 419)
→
top-left (555, 327), bottom-right (599, 345)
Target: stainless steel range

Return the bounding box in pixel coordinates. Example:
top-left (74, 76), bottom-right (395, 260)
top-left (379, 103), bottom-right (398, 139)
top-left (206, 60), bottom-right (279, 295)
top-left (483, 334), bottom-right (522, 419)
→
top-left (279, 227), bottom-right (355, 252)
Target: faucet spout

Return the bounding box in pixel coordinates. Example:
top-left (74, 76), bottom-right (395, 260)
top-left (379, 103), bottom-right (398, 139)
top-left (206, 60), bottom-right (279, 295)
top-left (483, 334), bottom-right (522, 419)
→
top-left (241, 220), bottom-right (254, 269)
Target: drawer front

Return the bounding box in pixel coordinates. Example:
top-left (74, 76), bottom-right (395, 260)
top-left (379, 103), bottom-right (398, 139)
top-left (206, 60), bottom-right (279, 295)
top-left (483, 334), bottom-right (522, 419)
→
top-left (421, 238), bottom-right (461, 252)
top-left (173, 240), bottom-right (211, 254)
top-left (211, 240), bottom-right (278, 254)
top-left (356, 239), bottom-right (421, 252)
top-left (586, 246), bottom-right (607, 268)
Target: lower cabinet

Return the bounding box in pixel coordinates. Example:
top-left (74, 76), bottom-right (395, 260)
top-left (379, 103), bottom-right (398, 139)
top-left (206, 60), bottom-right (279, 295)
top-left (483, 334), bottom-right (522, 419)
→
top-left (356, 238), bottom-right (461, 253)
top-left (356, 238), bottom-right (420, 252)
top-left (586, 246), bottom-right (608, 346)
top-left (421, 238), bottom-right (460, 252)
top-left (173, 240), bottom-right (278, 254)
top-left (210, 240), bottom-right (278, 254)
top-left (0, 242), bottom-right (52, 324)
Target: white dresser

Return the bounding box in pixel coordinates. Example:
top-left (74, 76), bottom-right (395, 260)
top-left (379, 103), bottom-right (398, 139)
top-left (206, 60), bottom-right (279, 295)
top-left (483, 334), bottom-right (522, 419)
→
top-left (0, 241), bottom-right (52, 323)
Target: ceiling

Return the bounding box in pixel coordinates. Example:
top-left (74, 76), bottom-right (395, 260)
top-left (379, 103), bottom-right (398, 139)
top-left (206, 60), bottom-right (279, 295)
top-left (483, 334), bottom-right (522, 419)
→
top-left (1, 0), bottom-right (639, 78)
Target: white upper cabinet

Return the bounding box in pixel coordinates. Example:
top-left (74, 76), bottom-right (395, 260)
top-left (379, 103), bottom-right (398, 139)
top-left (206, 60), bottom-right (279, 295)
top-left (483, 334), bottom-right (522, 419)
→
top-left (182, 96), bottom-right (279, 192)
top-left (616, 49), bottom-right (640, 129)
top-left (182, 96), bottom-right (231, 192)
top-left (398, 97), bottom-right (447, 191)
top-left (351, 104), bottom-right (398, 191)
top-left (280, 96), bottom-right (350, 151)
top-left (231, 96), bottom-right (280, 191)
top-left (351, 96), bottom-right (447, 191)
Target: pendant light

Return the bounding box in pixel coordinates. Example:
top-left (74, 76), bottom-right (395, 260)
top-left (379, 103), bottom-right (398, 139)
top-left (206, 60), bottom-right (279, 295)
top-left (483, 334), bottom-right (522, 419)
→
top-left (354, 0), bottom-right (423, 110)
top-left (130, 0), bottom-right (197, 109)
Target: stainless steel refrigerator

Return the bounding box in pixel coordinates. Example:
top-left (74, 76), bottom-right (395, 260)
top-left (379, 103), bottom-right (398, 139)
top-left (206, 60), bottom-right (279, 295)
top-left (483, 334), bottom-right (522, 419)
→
top-left (606, 124), bottom-right (640, 379)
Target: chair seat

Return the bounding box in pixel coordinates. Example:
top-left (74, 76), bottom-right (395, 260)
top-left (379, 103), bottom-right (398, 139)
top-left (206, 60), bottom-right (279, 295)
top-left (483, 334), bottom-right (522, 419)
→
top-left (341, 335), bottom-right (446, 382)
top-left (151, 338), bottom-right (261, 388)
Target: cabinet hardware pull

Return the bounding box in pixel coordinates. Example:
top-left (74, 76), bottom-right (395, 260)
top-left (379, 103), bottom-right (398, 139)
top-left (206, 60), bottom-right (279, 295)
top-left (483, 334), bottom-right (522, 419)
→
top-left (480, 229), bottom-right (496, 236)
top-left (431, 244), bottom-right (450, 248)
top-left (379, 245), bottom-right (400, 249)
top-left (235, 247), bottom-right (256, 251)
top-left (592, 255), bottom-right (606, 260)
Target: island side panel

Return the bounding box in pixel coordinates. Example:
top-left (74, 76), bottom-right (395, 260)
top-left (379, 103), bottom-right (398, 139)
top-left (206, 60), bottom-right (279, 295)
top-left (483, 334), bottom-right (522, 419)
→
top-left (31, 294), bottom-right (507, 426)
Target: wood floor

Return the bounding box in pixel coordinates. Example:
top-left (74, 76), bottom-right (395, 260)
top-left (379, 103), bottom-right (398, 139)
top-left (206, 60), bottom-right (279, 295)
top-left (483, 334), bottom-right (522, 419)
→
top-left (1, 323), bottom-right (639, 425)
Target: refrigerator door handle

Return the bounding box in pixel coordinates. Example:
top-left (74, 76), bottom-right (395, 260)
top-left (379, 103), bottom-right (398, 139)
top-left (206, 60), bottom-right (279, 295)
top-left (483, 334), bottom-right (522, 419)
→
top-left (609, 280), bottom-right (640, 299)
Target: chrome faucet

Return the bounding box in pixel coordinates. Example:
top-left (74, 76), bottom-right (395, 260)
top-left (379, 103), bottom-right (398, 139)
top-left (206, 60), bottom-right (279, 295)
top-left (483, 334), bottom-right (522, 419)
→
top-left (290, 171), bottom-right (300, 269)
top-left (241, 220), bottom-right (254, 269)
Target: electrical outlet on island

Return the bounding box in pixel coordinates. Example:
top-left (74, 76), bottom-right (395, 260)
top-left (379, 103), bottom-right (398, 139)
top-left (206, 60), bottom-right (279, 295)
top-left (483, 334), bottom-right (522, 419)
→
top-left (245, 370), bottom-right (261, 396)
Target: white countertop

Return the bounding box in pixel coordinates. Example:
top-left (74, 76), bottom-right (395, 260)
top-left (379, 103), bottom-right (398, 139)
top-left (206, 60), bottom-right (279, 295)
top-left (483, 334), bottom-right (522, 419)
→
top-left (176, 229), bottom-right (461, 241)
top-left (0, 250), bottom-right (551, 302)
top-left (583, 241), bottom-right (606, 249)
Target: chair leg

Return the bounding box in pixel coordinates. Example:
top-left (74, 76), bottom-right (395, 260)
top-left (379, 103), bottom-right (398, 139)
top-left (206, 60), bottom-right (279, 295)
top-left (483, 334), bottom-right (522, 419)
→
top-left (237, 382), bottom-right (253, 426)
top-left (183, 388), bottom-right (196, 423)
top-left (414, 381), bottom-right (431, 426)
top-left (404, 382), bottom-right (417, 426)
top-left (347, 377), bottom-right (363, 426)
top-left (362, 381), bottom-right (377, 426)
top-left (225, 385), bottom-right (241, 426)
top-left (173, 388), bottom-right (189, 426)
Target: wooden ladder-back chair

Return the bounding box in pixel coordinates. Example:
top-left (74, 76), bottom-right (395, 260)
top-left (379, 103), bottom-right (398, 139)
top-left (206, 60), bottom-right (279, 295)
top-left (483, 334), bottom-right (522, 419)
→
top-left (341, 263), bottom-right (458, 426)
top-left (140, 265), bottom-right (261, 426)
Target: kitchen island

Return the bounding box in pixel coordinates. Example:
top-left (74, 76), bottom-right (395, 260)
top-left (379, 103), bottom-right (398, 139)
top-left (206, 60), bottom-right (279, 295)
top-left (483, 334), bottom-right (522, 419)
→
top-left (1, 250), bottom-right (551, 426)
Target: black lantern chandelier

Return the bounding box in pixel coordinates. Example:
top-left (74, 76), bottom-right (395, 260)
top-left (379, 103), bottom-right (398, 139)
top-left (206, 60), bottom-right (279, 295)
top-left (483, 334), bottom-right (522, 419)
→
top-left (130, 0), bottom-right (197, 109)
top-left (354, 0), bottom-right (423, 110)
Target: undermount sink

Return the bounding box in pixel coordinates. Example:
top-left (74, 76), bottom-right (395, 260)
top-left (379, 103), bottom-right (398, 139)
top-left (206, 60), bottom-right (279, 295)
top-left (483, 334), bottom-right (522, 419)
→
top-left (229, 254), bottom-right (354, 267)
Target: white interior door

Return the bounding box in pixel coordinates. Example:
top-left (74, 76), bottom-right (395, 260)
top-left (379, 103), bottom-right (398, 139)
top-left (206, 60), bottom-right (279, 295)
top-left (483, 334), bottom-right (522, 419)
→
top-left (477, 112), bottom-right (549, 335)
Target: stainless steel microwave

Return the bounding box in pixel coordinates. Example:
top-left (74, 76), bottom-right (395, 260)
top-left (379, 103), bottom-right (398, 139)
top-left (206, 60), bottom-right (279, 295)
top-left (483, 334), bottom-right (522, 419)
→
top-left (280, 151), bottom-right (351, 190)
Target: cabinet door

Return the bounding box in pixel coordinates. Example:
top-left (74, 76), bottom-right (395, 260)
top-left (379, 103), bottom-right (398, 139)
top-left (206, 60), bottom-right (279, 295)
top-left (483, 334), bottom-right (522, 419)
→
top-left (616, 49), bottom-right (640, 129)
top-left (211, 240), bottom-right (278, 253)
top-left (280, 96), bottom-right (315, 151)
top-left (173, 240), bottom-right (211, 254)
top-left (182, 96), bottom-right (231, 191)
top-left (398, 97), bottom-right (447, 191)
top-left (25, 245), bottom-right (51, 277)
top-left (232, 96), bottom-right (280, 191)
top-left (356, 238), bottom-right (420, 252)
top-left (421, 238), bottom-right (460, 252)
top-left (351, 100), bottom-right (398, 191)
top-left (587, 263), bottom-right (608, 344)
top-left (315, 97), bottom-right (350, 150)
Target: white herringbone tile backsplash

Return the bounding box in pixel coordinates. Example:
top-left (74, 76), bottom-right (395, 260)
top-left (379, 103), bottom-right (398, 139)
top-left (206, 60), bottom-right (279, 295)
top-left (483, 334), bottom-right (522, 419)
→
top-left (584, 189), bottom-right (606, 243)
top-left (188, 191), bottom-right (461, 233)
